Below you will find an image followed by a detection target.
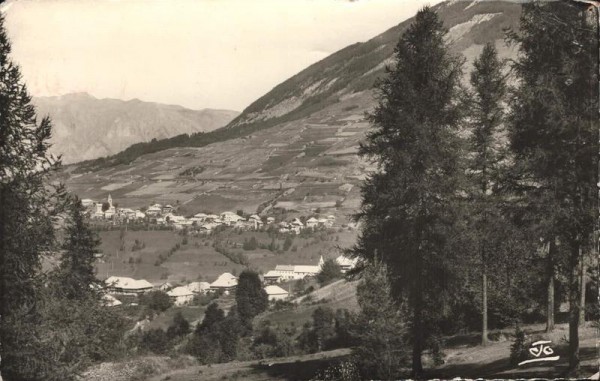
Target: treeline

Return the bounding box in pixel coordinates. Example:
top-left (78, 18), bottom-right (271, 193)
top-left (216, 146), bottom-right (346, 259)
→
top-left (348, 2), bottom-right (598, 379)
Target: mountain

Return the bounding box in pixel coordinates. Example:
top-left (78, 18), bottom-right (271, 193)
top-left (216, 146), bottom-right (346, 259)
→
top-left (227, 0), bottom-right (521, 131)
top-left (33, 93), bottom-right (240, 163)
top-left (60, 1), bottom-right (522, 219)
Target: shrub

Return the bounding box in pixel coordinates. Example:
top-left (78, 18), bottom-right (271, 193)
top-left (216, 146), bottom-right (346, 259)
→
top-left (509, 326), bottom-right (528, 366)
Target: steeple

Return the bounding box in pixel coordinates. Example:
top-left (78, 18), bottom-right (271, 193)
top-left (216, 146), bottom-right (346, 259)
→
top-left (108, 194), bottom-right (113, 208)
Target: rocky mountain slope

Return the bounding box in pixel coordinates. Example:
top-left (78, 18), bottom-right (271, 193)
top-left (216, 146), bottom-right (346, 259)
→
top-left (60, 1), bottom-right (522, 220)
top-left (34, 92), bottom-right (239, 163)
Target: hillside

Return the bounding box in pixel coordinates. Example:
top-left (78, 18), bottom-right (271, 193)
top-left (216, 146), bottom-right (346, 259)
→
top-left (69, 0), bottom-right (521, 171)
top-left (60, 1), bottom-right (522, 222)
top-left (34, 92), bottom-right (239, 163)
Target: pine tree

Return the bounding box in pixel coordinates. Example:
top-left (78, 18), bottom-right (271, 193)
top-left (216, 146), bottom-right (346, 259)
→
top-left (0, 13), bottom-right (64, 380)
top-left (507, 2), bottom-right (598, 374)
top-left (353, 7), bottom-right (464, 376)
top-left (466, 43), bottom-right (507, 346)
top-left (235, 270), bottom-right (268, 331)
top-left (52, 197), bottom-right (101, 300)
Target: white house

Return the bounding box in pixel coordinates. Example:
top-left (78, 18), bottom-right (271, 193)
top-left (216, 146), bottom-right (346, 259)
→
top-left (81, 198), bottom-right (95, 208)
top-left (266, 217), bottom-right (275, 224)
top-left (146, 204), bottom-right (162, 216)
top-left (335, 255), bottom-right (358, 273)
top-left (168, 286), bottom-right (195, 306)
top-left (221, 211), bottom-right (244, 225)
top-left (290, 218), bottom-right (304, 234)
top-left (268, 256), bottom-right (325, 281)
top-left (264, 285), bottom-right (289, 301)
top-left (263, 270), bottom-right (282, 284)
top-left (102, 294), bottom-right (123, 307)
top-left (105, 276), bottom-right (154, 295)
top-left (187, 281), bottom-right (210, 294)
top-left (306, 217), bottom-right (319, 229)
top-left (248, 214), bottom-right (263, 229)
top-left (194, 212), bottom-right (208, 220)
top-left (210, 272), bottom-right (238, 293)
top-left (158, 282), bottom-right (173, 291)
top-left (135, 210), bottom-right (146, 219)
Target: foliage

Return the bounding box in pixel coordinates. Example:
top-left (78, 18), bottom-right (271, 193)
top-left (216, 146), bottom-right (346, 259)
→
top-left (509, 326), bottom-right (528, 366)
top-left (236, 270), bottom-right (268, 331)
top-left (51, 197), bottom-right (102, 301)
top-left (352, 7), bottom-right (465, 376)
top-left (316, 259), bottom-right (342, 286)
top-left (242, 236), bottom-right (258, 251)
top-left (310, 360), bottom-right (361, 381)
top-left (507, 1), bottom-right (598, 372)
top-left (352, 261), bottom-right (409, 379)
top-left (167, 311), bottom-right (191, 339)
top-left (139, 290), bottom-right (173, 312)
top-left (0, 11), bottom-right (64, 378)
top-left (139, 328), bottom-right (171, 355)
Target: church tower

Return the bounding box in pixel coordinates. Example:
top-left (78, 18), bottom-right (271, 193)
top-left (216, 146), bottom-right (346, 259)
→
top-left (108, 194), bottom-right (113, 208)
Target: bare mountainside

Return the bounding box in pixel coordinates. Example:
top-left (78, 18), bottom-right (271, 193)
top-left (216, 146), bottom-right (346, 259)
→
top-left (60, 1), bottom-right (521, 220)
top-left (34, 92), bottom-right (239, 163)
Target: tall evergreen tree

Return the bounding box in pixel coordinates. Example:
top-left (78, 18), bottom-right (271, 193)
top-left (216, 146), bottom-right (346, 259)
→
top-left (235, 270), bottom-right (268, 331)
top-left (353, 7), bottom-right (464, 376)
top-left (507, 1), bottom-right (598, 374)
top-left (466, 43), bottom-right (507, 346)
top-left (52, 197), bottom-right (101, 300)
top-left (0, 13), bottom-right (64, 380)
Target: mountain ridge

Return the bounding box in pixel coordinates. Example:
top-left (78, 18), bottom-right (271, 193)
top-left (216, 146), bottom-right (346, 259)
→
top-left (59, 0), bottom-right (522, 220)
top-left (34, 92), bottom-right (240, 164)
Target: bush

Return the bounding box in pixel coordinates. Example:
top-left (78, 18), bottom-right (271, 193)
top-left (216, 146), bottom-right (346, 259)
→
top-left (140, 328), bottom-right (171, 355)
top-left (139, 290), bottom-right (172, 312)
top-left (509, 326), bottom-right (528, 366)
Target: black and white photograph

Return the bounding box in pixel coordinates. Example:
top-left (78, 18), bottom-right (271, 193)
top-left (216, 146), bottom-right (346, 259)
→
top-left (0, 0), bottom-right (599, 379)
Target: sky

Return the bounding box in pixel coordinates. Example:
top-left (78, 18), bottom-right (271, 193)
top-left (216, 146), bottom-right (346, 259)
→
top-left (2, 0), bottom-right (444, 111)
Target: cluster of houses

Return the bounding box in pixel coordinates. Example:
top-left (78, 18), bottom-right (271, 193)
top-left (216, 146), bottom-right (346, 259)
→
top-left (277, 215), bottom-right (335, 234)
top-left (82, 195), bottom-right (337, 234)
top-left (263, 255), bottom-right (357, 284)
top-left (102, 270), bottom-right (289, 307)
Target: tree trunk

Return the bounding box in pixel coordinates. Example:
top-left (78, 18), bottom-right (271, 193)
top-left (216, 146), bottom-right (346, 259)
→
top-left (546, 240), bottom-right (555, 332)
top-left (411, 249), bottom-right (424, 377)
top-left (568, 244), bottom-right (581, 375)
top-left (579, 252), bottom-right (586, 326)
top-left (482, 269), bottom-right (488, 346)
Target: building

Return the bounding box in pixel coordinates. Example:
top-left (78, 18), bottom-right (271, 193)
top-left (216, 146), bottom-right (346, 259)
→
top-left (146, 204), bottom-right (162, 216)
top-left (221, 211), bottom-right (244, 225)
top-left (81, 198), bottom-right (95, 208)
top-left (264, 285), bottom-right (289, 301)
top-left (167, 286), bottom-right (195, 306)
top-left (306, 217), bottom-right (319, 229)
top-left (102, 294), bottom-right (123, 307)
top-left (210, 272), bottom-right (238, 293)
top-left (263, 270), bottom-right (283, 284)
top-left (268, 256), bottom-right (325, 281)
top-left (105, 276), bottom-right (154, 295)
top-left (335, 255), bottom-right (358, 273)
top-left (186, 281), bottom-right (210, 294)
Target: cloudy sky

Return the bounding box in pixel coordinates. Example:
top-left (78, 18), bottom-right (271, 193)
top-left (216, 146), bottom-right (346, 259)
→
top-left (3, 0), bottom-right (443, 111)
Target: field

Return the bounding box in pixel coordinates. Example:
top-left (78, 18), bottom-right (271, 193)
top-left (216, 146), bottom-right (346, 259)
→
top-left (94, 226), bottom-right (358, 285)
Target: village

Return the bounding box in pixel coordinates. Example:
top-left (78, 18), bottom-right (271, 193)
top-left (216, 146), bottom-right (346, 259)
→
top-left (102, 253), bottom-right (357, 308)
top-left (88, 193), bottom-right (358, 309)
top-left (82, 194), bottom-right (339, 234)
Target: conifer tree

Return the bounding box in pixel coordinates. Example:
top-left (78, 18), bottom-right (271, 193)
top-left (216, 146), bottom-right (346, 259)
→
top-left (353, 7), bottom-right (464, 376)
top-left (0, 13), bottom-right (63, 380)
top-left (507, 2), bottom-right (598, 374)
top-left (235, 270), bottom-right (268, 331)
top-left (466, 43), bottom-right (507, 346)
top-left (52, 197), bottom-right (101, 300)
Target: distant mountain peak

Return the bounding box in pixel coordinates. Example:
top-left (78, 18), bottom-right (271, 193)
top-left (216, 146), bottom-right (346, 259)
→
top-left (33, 94), bottom-right (240, 164)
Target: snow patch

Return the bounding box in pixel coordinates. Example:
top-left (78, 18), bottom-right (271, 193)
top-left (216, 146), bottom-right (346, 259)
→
top-left (446, 13), bottom-right (501, 43)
